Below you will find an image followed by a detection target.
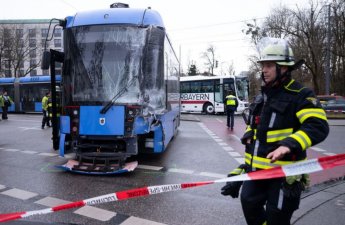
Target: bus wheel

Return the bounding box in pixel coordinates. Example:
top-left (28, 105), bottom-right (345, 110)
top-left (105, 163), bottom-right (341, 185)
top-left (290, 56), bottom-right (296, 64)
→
top-left (203, 103), bottom-right (215, 114)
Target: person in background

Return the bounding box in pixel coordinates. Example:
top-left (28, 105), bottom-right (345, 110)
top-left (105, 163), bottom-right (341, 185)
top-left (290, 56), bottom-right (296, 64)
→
top-left (221, 37), bottom-right (329, 225)
top-left (41, 91), bottom-right (51, 129)
top-left (0, 90), bottom-right (14, 120)
top-left (225, 90), bottom-right (238, 130)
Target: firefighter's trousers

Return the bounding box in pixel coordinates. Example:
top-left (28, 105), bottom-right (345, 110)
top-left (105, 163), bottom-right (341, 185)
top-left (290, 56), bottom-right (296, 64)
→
top-left (240, 178), bottom-right (301, 225)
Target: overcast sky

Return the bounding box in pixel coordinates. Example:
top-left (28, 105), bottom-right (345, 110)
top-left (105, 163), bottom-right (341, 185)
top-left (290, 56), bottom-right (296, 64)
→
top-left (0, 0), bottom-right (310, 74)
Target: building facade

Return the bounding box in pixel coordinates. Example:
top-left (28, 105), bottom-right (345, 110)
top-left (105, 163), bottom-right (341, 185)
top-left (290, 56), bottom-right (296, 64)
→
top-left (0, 19), bottom-right (63, 77)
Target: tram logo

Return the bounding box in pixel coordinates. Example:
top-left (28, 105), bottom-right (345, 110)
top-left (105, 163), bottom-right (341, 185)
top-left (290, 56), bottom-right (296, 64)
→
top-left (99, 118), bottom-right (106, 125)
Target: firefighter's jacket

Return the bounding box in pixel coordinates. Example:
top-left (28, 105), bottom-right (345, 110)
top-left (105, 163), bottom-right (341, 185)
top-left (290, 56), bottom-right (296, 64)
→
top-left (241, 78), bottom-right (329, 171)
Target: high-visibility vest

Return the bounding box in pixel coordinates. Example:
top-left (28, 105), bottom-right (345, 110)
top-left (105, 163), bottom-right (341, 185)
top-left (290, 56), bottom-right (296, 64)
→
top-left (42, 96), bottom-right (49, 110)
top-left (226, 95), bottom-right (236, 106)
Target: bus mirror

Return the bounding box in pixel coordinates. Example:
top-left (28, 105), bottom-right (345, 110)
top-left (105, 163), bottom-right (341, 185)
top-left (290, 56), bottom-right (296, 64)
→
top-left (41, 51), bottom-right (51, 70)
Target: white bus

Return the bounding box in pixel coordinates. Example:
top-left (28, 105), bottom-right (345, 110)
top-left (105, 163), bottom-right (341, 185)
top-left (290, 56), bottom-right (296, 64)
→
top-left (180, 75), bottom-right (249, 114)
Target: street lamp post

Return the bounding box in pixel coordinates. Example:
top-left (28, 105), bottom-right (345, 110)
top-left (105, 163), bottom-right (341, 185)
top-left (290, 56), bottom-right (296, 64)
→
top-left (325, 4), bottom-right (331, 95)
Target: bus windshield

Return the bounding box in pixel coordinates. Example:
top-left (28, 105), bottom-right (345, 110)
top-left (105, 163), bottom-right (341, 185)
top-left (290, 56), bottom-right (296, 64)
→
top-left (63, 25), bottom-right (147, 104)
top-left (236, 77), bottom-right (249, 101)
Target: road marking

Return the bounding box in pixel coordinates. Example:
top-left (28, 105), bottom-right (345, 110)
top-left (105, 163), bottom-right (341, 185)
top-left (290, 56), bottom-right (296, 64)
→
top-left (199, 172), bottom-right (226, 178)
top-left (0, 185), bottom-right (5, 190)
top-left (312, 147), bottom-right (326, 152)
top-left (35, 196), bottom-right (71, 207)
top-left (137, 165), bottom-right (163, 171)
top-left (38, 153), bottom-right (59, 157)
top-left (228, 152), bottom-right (242, 157)
top-left (21, 150), bottom-right (38, 154)
top-left (210, 135), bottom-right (219, 138)
top-left (223, 146), bottom-right (234, 151)
top-left (168, 168), bottom-right (194, 174)
top-left (1, 188), bottom-right (38, 200)
top-left (230, 134), bottom-right (241, 142)
top-left (216, 119), bottom-right (223, 123)
top-left (213, 138), bottom-right (223, 142)
top-left (217, 142), bottom-right (228, 146)
top-left (121, 216), bottom-right (167, 225)
top-left (4, 149), bottom-right (20, 152)
top-left (234, 157), bottom-right (245, 164)
top-left (323, 152), bottom-right (337, 156)
top-left (74, 206), bottom-right (116, 221)
top-left (19, 127), bottom-right (42, 131)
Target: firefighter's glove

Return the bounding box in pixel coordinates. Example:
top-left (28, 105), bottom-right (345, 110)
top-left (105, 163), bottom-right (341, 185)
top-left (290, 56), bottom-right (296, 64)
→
top-left (282, 174), bottom-right (309, 199)
top-left (221, 164), bottom-right (247, 198)
top-left (221, 180), bottom-right (243, 198)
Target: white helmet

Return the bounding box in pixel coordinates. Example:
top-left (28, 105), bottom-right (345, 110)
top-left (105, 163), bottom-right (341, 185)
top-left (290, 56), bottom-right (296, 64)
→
top-left (257, 37), bottom-right (295, 67)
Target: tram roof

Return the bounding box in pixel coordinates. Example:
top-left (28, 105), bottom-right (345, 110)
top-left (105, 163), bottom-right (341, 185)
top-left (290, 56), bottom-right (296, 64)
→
top-left (19, 75), bottom-right (61, 83)
top-left (66, 8), bottom-right (164, 28)
top-left (0, 77), bottom-right (15, 84)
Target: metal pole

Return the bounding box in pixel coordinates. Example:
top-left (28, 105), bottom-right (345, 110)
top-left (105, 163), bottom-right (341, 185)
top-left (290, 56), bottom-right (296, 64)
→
top-left (325, 4), bottom-right (331, 95)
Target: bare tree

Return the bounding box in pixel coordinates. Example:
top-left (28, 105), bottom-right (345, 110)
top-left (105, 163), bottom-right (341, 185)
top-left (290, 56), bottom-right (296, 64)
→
top-left (225, 61), bottom-right (235, 76)
top-left (0, 24), bottom-right (42, 78)
top-left (330, 0), bottom-right (345, 95)
top-left (201, 44), bottom-right (217, 76)
top-left (243, 0), bottom-right (345, 95)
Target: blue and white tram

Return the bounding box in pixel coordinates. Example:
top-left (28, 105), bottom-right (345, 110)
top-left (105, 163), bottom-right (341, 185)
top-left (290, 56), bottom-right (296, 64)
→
top-left (0, 75), bottom-right (61, 113)
top-left (43, 3), bottom-right (180, 174)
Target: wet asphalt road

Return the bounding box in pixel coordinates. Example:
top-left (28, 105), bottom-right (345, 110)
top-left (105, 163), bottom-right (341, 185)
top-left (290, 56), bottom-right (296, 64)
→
top-left (0, 114), bottom-right (244, 225)
top-left (0, 114), bottom-right (344, 225)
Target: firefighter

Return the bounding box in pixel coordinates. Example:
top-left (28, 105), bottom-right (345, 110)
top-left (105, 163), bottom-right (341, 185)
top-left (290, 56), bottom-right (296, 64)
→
top-left (225, 90), bottom-right (238, 130)
top-left (221, 37), bottom-right (329, 225)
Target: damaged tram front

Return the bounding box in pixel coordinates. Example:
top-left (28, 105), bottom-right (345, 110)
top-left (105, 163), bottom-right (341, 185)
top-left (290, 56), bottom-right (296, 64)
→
top-left (43, 4), bottom-right (180, 174)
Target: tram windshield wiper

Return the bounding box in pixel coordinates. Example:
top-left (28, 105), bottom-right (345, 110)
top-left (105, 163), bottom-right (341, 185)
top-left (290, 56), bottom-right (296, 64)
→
top-left (100, 76), bottom-right (137, 114)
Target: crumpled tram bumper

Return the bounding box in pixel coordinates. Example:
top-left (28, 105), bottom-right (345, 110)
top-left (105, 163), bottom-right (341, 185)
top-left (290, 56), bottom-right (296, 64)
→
top-left (58, 159), bottom-right (138, 175)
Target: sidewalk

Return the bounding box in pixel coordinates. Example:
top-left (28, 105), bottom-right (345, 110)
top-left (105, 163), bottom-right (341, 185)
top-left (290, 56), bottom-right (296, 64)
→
top-left (328, 119), bottom-right (345, 126)
top-left (292, 178), bottom-right (345, 225)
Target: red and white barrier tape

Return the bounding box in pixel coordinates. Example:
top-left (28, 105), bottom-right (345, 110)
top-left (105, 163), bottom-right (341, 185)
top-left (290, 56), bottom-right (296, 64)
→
top-left (1, 153), bottom-right (345, 223)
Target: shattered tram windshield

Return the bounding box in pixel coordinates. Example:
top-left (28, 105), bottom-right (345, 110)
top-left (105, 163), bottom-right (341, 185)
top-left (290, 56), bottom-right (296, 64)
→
top-left (64, 25), bottom-right (147, 104)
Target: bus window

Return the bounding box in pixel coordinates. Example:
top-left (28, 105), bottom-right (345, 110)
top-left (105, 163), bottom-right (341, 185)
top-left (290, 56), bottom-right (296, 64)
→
top-left (236, 78), bottom-right (249, 101)
top-left (180, 82), bottom-right (190, 93)
top-left (215, 84), bottom-right (223, 103)
top-left (191, 81), bottom-right (201, 93)
top-left (200, 80), bottom-right (214, 92)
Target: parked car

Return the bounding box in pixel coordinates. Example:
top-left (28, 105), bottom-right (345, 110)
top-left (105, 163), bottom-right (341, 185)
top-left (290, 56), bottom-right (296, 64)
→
top-left (322, 99), bottom-right (345, 112)
top-left (317, 95), bottom-right (345, 108)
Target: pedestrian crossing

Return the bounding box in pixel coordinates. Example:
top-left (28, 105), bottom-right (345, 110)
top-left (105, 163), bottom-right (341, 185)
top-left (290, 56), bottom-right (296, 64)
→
top-left (198, 123), bottom-right (245, 165)
top-left (0, 184), bottom-right (166, 224)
